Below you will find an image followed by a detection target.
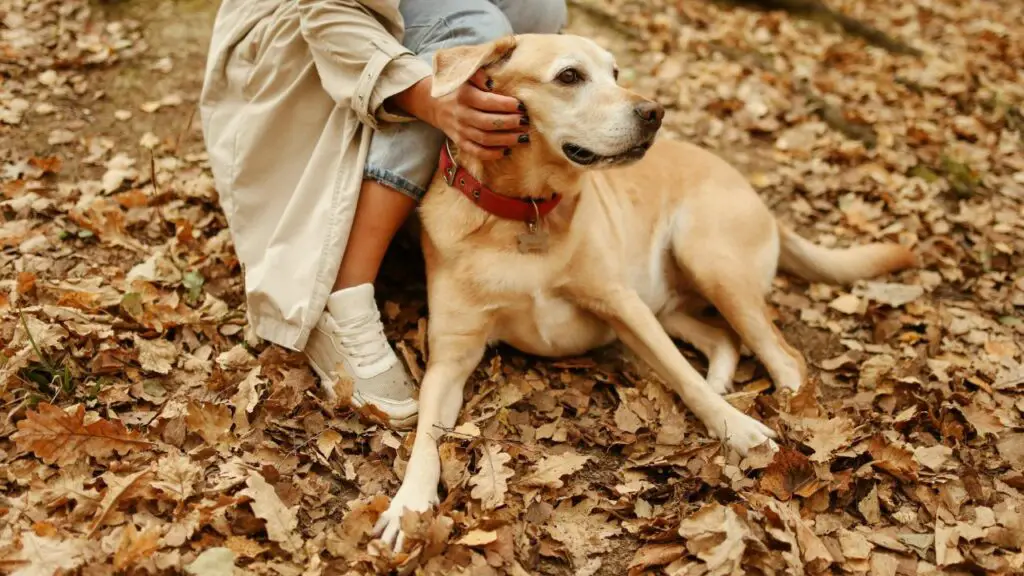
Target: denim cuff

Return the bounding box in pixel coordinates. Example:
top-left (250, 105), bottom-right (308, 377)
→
top-left (364, 165), bottom-right (427, 202)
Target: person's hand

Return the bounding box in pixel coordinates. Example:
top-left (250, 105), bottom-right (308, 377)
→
top-left (392, 71), bottom-right (530, 161)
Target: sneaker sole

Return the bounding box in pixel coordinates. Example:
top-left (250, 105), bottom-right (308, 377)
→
top-left (307, 356), bottom-right (418, 430)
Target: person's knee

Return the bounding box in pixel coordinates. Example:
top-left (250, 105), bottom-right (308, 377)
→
top-left (500, 0), bottom-right (567, 35)
top-left (418, 4), bottom-right (514, 56)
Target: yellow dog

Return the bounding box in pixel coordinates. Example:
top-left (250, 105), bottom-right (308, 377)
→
top-left (374, 33), bottom-right (917, 550)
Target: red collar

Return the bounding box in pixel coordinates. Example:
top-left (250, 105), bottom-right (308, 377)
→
top-left (439, 141), bottom-right (561, 222)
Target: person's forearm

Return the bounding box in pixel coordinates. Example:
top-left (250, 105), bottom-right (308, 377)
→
top-left (388, 77), bottom-right (436, 127)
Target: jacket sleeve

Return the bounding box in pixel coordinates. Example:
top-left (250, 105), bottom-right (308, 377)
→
top-left (295, 0), bottom-right (432, 129)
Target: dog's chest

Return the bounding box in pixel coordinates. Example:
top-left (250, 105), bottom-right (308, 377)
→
top-left (488, 290), bottom-right (614, 358)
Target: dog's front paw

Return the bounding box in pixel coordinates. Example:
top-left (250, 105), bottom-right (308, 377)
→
top-left (372, 485), bottom-right (439, 553)
top-left (710, 412), bottom-right (778, 456)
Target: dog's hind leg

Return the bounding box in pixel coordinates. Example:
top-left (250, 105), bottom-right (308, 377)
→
top-left (659, 310), bottom-right (741, 395)
top-left (674, 252), bottom-right (806, 393)
top-left (373, 298), bottom-right (489, 552)
top-left (566, 282), bottom-right (776, 455)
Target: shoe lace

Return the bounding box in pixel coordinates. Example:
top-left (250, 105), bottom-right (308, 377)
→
top-left (333, 309), bottom-right (391, 368)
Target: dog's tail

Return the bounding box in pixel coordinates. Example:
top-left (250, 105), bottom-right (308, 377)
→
top-left (777, 224), bottom-right (918, 285)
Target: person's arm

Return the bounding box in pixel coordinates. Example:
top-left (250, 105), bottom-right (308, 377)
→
top-left (296, 0), bottom-right (429, 128)
top-left (296, 0), bottom-right (528, 159)
top-left (390, 72), bottom-right (529, 160)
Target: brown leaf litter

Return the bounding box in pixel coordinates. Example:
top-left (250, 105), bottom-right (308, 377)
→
top-left (1, 0), bottom-right (1023, 574)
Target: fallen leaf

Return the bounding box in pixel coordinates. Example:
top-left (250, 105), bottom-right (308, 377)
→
top-left (240, 471), bottom-right (300, 552)
top-left (185, 401), bottom-right (232, 445)
top-left (316, 429), bottom-right (342, 459)
top-left (804, 417), bottom-right (856, 462)
top-left (230, 367), bottom-right (264, 433)
top-left (677, 503), bottom-right (750, 576)
top-left (456, 529), bottom-right (498, 546)
top-left (760, 448), bottom-right (817, 500)
top-left (89, 469), bottom-right (155, 536)
top-left (469, 444), bottom-right (514, 510)
top-left (628, 543), bottom-right (687, 575)
top-left (113, 524), bottom-right (161, 570)
top-left (9, 532), bottom-right (86, 576)
top-left (134, 334), bottom-right (177, 374)
top-left (184, 547), bottom-right (236, 576)
top-left (868, 435), bottom-right (919, 482)
top-left (13, 403), bottom-right (150, 466)
top-left (829, 293), bottom-right (862, 314)
top-left (997, 433), bottom-right (1024, 470)
top-left (520, 451), bottom-right (591, 489)
top-left (546, 498), bottom-right (621, 575)
top-left (614, 402), bottom-right (644, 433)
top-left (914, 444), bottom-right (953, 472)
top-left (861, 282), bottom-right (925, 307)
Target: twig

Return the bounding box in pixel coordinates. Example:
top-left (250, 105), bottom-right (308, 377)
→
top-left (149, 148), bottom-right (158, 196)
top-left (175, 104), bottom-right (198, 157)
top-left (709, 0), bottom-right (921, 57)
top-left (432, 424), bottom-right (540, 455)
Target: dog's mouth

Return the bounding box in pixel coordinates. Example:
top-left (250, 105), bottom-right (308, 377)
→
top-left (562, 138), bottom-right (655, 167)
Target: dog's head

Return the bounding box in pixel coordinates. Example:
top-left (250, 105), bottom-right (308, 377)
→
top-left (432, 34), bottom-right (663, 169)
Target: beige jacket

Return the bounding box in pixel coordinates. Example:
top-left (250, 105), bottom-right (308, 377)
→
top-left (199, 0), bottom-right (432, 350)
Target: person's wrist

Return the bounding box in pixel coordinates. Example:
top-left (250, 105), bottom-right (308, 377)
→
top-left (391, 77), bottom-right (437, 127)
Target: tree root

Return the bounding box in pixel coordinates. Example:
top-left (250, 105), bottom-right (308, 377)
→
top-left (713, 0), bottom-right (922, 57)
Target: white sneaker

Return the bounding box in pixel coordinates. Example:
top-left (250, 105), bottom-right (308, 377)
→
top-left (304, 283), bottom-right (418, 428)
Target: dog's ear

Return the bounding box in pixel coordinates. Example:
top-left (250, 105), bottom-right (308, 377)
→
top-left (431, 36), bottom-right (517, 98)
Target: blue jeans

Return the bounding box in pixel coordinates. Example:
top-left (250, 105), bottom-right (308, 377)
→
top-left (363, 0), bottom-right (568, 201)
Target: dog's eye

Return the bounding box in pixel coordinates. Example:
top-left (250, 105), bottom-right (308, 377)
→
top-left (613, 68), bottom-right (620, 81)
top-left (556, 68), bottom-right (581, 85)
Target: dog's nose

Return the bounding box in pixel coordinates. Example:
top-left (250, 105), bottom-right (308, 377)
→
top-left (634, 101), bottom-right (665, 126)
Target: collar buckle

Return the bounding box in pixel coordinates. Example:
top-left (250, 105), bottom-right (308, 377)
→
top-left (442, 140), bottom-right (458, 186)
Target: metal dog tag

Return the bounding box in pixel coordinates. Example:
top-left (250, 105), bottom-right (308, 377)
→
top-left (517, 219), bottom-right (548, 254)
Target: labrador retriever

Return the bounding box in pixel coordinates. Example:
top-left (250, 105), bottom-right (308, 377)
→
top-left (372, 33), bottom-right (917, 550)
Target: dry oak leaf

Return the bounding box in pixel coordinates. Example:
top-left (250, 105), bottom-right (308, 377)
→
top-left (8, 532), bottom-right (87, 576)
top-left (867, 435), bottom-right (919, 482)
top-left (240, 471), bottom-right (301, 553)
top-left (185, 400), bottom-right (232, 445)
top-left (996, 433), bottom-right (1024, 471)
top-left (628, 543), bottom-right (687, 576)
top-left (759, 447), bottom-right (819, 500)
top-left (519, 450), bottom-right (591, 489)
top-left (959, 401), bottom-right (1005, 437)
top-left (231, 367), bottom-right (265, 433)
top-left (224, 535), bottom-right (269, 559)
top-left (469, 443), bottom-right (515, 510)
top-left (13, 403), bottom-right (151, 466)
top-left (325, 495), bottom-right (389, 559)
top-left (89, 468), bottom-right (156, 537)
top-left (133, 334), bottom-right (177, 374)
top-left (803, 416), bottom-right (856, 462)
top-left (770, 500), bottom-right (834, 570)
top-left (113, 524), bottom-right (161, 571)
top-left (677, 503), bottom-right (751, 576)
top-left (546, 498), bottom-right (621, 576)
top-left (184, 547), bottom-right (236, 576)
top-left (456, 529), bottom-right (498, 547)
top-left (151, 452), bottom-right (202, 506)
top-left (860, 281), bottom-right (925, 307)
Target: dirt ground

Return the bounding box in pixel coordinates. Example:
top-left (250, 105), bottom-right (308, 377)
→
top-left (1, 0), bottom-right (1023, 575)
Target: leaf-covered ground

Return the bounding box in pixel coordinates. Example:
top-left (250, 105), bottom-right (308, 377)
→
top-left (1, 0), bottom-right (1023, 574)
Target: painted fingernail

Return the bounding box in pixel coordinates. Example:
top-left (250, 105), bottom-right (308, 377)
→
top-left (503, 148), bottom-right (512, 156)
top-left (520, 116), bottom-right (529, 126)
top-left (517, 102), bottom-right (527, 112)
top-left (518, 133), bottom-right (529, 144)
top-left (485, 78), bottom-right (494, 91)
